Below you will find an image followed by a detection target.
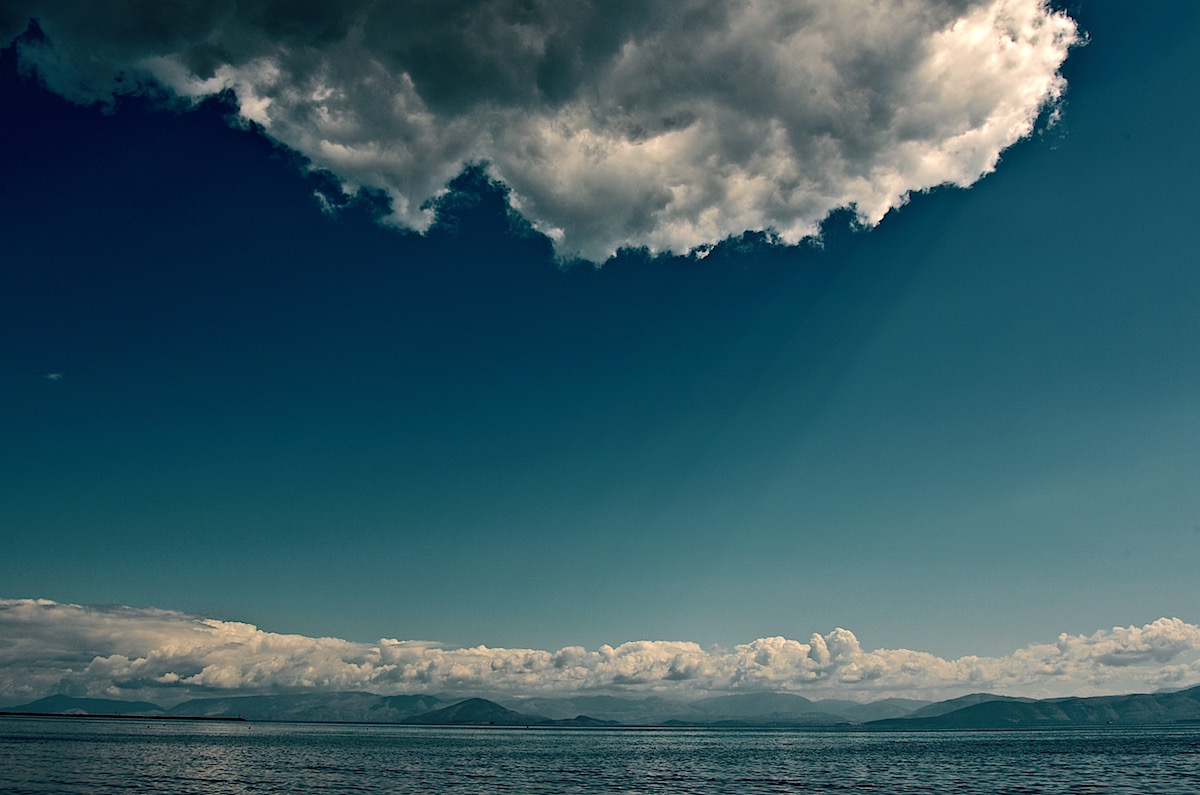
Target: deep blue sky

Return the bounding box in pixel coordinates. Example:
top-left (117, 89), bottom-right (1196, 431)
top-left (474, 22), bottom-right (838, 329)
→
top-left (2, 2), bottom-right (1198, 661)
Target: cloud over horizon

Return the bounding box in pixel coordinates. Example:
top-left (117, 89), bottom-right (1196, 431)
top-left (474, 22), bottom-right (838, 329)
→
top-left (2, 599), bottom-right (1197, 707)
top-left (3, 0), bottom-right (1078, 260)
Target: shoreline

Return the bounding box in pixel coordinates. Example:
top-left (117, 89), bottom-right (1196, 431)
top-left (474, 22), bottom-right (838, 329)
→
top-left (0, 711), bottom-right (246, 722)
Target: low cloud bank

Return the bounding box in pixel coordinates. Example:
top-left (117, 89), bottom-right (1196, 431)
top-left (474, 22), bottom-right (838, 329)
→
top-left (3, 0), bottom-right (1078, 260)
top-left (2, 599), bottom-right (1197, 706)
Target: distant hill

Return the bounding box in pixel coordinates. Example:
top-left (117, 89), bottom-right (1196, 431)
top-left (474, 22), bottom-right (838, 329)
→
top-left (901, 693), bottom-right (1033, 720)
top-left (500, 692), bottom-right (929, 725)
top-left (868, 684), bottom-right (1200, 729)
top-left (5, 695), bottom-right (165, 716)
top-left (167, 692), bottom-right (449, 722)
top-left (401, 698), bottom-right (546, 726)
top-left (9, 685), bottom-right (1199, 728)
top-left (500, 694), bottom-right (707, 724)
top-left (691, 691), bottom-right (817, 718)
top-left (813, 697), bottom-right (933, 722)
top-left (676, 692), bottom-right (852, 727)
top-left (539, 715), bottom-right (621, 727)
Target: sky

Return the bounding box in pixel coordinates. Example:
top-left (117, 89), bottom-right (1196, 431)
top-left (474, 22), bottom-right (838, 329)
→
top-left (2, 1), bottom-right (1199, 706)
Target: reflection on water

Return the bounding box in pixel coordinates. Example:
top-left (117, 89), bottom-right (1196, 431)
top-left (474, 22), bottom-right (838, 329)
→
top-left (2, 717), bottom-right (1199, 793)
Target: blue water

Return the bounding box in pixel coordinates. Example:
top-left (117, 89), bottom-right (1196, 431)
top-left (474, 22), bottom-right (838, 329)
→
top-left (2, 716), bottom-right (1199, 793)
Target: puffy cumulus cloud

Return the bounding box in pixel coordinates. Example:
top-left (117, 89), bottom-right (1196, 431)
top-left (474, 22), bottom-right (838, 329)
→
top-left (0, 599), bottom-right (395, 704)
top-left (2, 599), bottom-right (1199, 706)
top-left (5, 0), bottom-right (1078, 261)
top-left (1057, 618), bottom-right (1200, 668)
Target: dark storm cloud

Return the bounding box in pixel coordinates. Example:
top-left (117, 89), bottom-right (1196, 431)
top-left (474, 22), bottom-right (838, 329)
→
top-left (4, 1), bottom-right (1078, 260)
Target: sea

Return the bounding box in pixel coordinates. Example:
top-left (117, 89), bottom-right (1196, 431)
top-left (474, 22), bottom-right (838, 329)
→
top-left (2, 716), bottom-right (1198, 793)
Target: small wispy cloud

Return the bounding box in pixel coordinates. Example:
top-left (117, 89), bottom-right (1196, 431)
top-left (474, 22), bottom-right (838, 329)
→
top-left (4, 0), bottom-right (1080, 261)
top-left (2, 599), bottom-right (1196, 706)
top-left (44, 373), bottom-right (63, 381)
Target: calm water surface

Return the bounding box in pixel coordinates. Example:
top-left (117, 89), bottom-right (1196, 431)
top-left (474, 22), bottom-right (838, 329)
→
top-left (2, 716), bottom-right (1199, 793)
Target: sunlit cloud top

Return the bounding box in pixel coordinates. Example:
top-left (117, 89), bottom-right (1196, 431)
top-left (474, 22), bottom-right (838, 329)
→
top-left (2, 600), bottom-right (1196, 707)
top-left (4, 0), bottom-right (1079, 260)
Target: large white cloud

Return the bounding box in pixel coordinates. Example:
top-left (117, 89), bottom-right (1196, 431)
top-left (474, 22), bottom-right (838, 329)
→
top-left (2, 599), bottom-right (1197, 706)
top-left (4, 0), bottom-right (1078, 261)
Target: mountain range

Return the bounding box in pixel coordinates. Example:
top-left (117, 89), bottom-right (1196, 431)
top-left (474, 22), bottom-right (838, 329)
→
top-left (5, 685), bottom-right (1199, 728)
